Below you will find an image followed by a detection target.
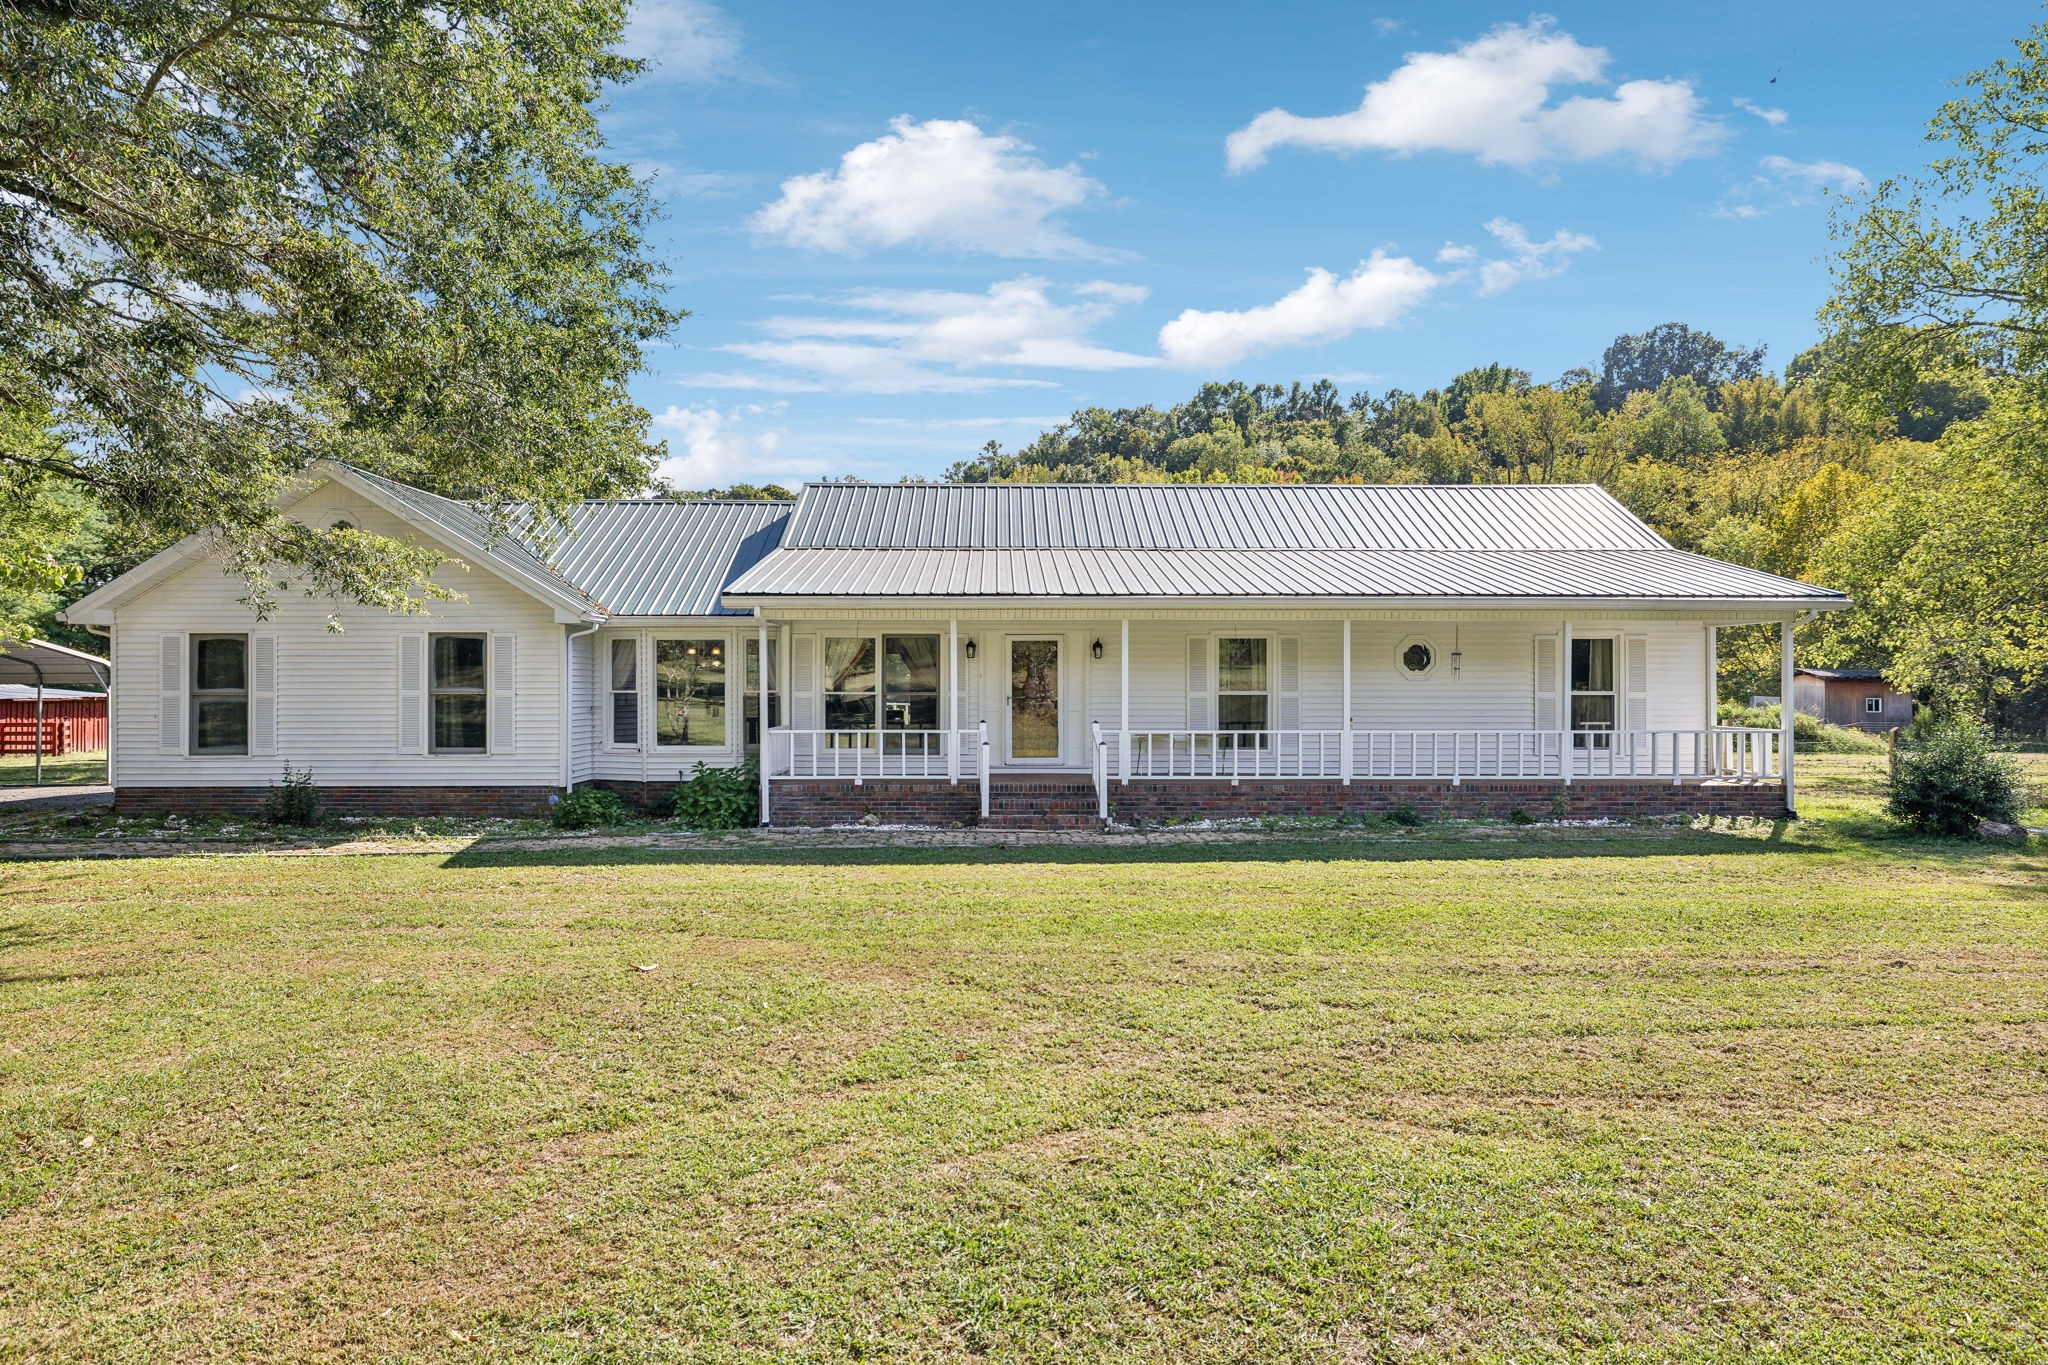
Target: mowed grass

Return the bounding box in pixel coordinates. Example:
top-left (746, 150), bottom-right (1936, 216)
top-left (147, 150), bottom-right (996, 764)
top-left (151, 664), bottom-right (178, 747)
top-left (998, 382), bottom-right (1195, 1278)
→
top-left (0, 749), bottom-right (106, 788)
top-left (2, 767), bottom-right (2046, 1362)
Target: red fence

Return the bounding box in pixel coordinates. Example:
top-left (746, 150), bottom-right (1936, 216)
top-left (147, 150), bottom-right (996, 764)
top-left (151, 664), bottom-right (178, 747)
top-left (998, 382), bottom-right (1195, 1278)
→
top-left (0, 698), bottom-right (108, 755)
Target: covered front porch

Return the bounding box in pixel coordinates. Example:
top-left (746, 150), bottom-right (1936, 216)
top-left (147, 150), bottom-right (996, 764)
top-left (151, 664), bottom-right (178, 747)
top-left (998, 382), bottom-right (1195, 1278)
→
top-left (749, 611), bottom-right (1797, 829)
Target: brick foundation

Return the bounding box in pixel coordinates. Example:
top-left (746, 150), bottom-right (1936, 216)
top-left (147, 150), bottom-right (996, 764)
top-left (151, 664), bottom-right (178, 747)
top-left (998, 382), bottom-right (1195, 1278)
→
top-left (588, 779), bottom-right (680, 814)
top-left (769, 779), bottom-right (979, 827)
top-left (1108, 778), bottom-right (1787, 825)
top-left (115, 785), bottom-right (557, 818)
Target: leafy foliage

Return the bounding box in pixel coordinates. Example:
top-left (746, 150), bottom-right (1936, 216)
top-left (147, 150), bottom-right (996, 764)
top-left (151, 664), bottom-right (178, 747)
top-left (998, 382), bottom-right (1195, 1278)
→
top-left (672, 760), bottom-right (761, 831)
top-left (1885, 715), bottom-right (2026, 836)
top-left (0, 0), bottom-right (679, 619)
top-left (261, 763), bottom-right (320, 827)
top-left (1716, 702), bottom-right (1891, 754)
top-left (551, 784), bottom-right (629, 830)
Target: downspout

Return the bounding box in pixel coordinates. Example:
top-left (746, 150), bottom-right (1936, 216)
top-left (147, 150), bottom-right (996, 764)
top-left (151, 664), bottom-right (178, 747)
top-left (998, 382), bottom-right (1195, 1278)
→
top-left (564, 619), bottom-right (601, 792)
top-left (82, 623), bottom-right (113, 791)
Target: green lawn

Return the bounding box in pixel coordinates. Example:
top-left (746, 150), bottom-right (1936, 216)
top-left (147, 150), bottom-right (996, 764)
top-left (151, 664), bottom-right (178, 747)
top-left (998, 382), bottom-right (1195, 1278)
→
top-left (0, 748), bottom-right (106, 787)
top-left (1, 768), bottom-right (2045, 1362)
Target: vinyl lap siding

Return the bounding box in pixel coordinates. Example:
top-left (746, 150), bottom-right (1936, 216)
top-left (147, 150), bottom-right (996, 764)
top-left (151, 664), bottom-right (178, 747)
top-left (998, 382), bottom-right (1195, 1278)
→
top-left (110, 487), bottom-right (566, 790)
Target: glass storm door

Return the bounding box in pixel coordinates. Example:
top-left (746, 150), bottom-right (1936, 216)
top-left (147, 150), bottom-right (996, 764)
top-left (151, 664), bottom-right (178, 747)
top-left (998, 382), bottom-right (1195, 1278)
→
top-left (1007, 639), bottom-right (1062, 764)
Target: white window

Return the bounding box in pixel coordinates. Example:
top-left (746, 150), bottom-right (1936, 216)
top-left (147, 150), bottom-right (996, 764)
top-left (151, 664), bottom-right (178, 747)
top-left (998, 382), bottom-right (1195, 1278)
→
top-left (1217, 637), bottom-right (1269, 735)
top-left (655, 637), bottom-right (727, 747)
top-left (190, 634), bottom-right (248, 754)
top-left (1865, 695), bottom-right (1884, 715)
top-left (1398, 636), bottom-right (1436, 677)
top-left (429, 634), bottom-right (488, 753)
top-left (744, 637), bottom-right (780, 746)
top-left (1571, 637), bottom-right (1616, 748)
top-left (823, 634), bottom-right (939, 736)
top-left (609, 637), bottom-right (640, 745)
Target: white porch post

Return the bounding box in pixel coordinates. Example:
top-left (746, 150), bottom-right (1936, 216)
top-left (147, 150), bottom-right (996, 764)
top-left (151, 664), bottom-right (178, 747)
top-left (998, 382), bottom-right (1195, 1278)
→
top-left (1559, 620), bottom-right (1573, 784)
top-left (1781, 616), bottom-right (1797, 816)
top-left (1118, 617), bottom-right (1130, 785)
top-left (1704, 624), bottom-right (1719, 729)
top-left (757, 617), bottom-right (772, 825)
top-left (948, 618), bottom-right (960, 785)
top-left (1340, 619), bottom-right (1353, 785)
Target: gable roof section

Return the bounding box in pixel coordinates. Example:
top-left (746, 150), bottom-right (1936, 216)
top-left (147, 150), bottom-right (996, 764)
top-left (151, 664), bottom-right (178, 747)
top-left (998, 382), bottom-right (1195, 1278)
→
top-left (726, 482), bottom-right (1848, 608)
top-left (546, 499), bottom-right (791, 616)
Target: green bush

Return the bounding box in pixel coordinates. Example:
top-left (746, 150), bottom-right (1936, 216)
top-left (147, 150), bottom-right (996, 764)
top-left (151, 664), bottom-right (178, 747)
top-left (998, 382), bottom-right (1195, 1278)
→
top-left (262, 763), bottom-right (320, 827)
top-left (1716, 701), bottom-right (1889, 754)
top-left (1886, 715), bottom-right (2025, 837)
top-left (551, 784), bottom-right (629, 830)
top-left (673, 759), bottom-right (761, 831)
top-left (1387, 803), bottom-right (1423, 827)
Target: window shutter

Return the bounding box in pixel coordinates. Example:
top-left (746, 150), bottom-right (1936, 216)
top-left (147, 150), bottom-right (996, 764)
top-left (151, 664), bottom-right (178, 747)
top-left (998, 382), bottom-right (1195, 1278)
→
top-left (249, 635), bottom-right (278, 757)
top-left (158, 634), bottom-right (185, 754)
top-left (489, 631), bottom-right (518, 755)
top-left (1623, 634), bottom-right (1649, 732)
top-left (1277, 636), bottom-right (1301, 730)
top-left (1185, 636), bottom-right (1212, 730)
top-left (1532, 634), bottom-right (1560, 730)
top-left (397, 633), bottom-right (425, 754)
top-left (791, 633), bottom-right (818, 729)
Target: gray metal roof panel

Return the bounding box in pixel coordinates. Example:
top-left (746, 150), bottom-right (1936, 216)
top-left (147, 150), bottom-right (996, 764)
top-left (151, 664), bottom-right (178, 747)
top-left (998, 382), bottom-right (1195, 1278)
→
top-left (781, 482), bottom-right (1671, 551)
top-left (724, 546), bottom-right (1848, 603)
top-left (549, 500), bottom-right (792, 616)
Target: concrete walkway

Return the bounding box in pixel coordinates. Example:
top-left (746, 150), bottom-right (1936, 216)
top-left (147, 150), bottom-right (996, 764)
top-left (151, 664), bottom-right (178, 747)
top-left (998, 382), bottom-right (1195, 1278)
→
top-left (0, 783), bottom-right (113, 814)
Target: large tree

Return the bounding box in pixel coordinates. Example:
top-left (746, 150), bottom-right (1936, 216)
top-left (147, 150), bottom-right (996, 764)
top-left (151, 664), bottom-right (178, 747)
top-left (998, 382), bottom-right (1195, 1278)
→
top-left (0, 0), bottom-right (678, 626)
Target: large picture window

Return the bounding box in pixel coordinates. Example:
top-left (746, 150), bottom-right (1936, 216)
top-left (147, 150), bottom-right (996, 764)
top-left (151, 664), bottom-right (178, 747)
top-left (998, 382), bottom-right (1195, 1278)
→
top-left (609, 637), bottom-right (640, 746)
top-left (1570, 636), bottom-right (1616, 748)
top-left (744, 637), bottom-right (780, 746)
top-left (430, 634), bottom-right (488, 753)
top-left (190, 634), bottom-right (249, 754)
top-left (656, 638), bottom-right (726, 746)
top-left (1217, 637), bottom-right (1270, 734)
top-left (823, 634), bottom-right (940, 735)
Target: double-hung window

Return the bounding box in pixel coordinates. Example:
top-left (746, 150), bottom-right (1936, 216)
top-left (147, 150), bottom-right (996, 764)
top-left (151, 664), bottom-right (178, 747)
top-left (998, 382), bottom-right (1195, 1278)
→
top-left (823, 634), bottom-right (940, 743)
top-left (430, 634), bottom-right (488, 753)
top-left (190, 634), bottom-right (249, 755)
top-left (1217, 637), bottom-right (1270, 745)
top-left (1570, 637), bottom-right (1616, 748)
top-left (655, 638), bottom-right (727, 747)
top-left (1864, 695), bottom-right (1884, 715)
top-left (609, 638), bottom-right (640, 746)
top-left (744, 637), bottom-right (780, 746)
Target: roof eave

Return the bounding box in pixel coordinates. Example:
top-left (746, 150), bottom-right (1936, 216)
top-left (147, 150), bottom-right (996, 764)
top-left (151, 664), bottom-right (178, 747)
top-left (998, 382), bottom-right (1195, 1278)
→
top-left (720, 591), bottom-right (1850, 614)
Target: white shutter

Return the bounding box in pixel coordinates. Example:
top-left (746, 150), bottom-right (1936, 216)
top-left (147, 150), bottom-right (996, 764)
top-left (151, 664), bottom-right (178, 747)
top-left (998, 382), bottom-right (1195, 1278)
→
top-left (1532, 634), bottom-right (1560, 731)
top-left (397, 633), bottom-right (425, 754)
top-left (248, 635), bottom-right (277, 757)
top-left (158, 634), bottom-right (185, 754)
top-left (791, 633), bottom-right (818, 729)
top-left (488, 631), bottom-right (517, 754)
top-left (1623, 634), bottom-right (1649, 732)
top-left (1185, 635), bottom-right (1212, 730)
top-left (1276, 636), bottom-right (1301, 730)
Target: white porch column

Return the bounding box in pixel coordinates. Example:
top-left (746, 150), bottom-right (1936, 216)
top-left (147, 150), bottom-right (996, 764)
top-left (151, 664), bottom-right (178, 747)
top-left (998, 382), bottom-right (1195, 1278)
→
top-left (757, 617), bottom-right (772, 825)
top-left (1340, 619), bottom-right (1353, 785)
top-left (1704, 624), bottom-right (1718, 729)
top-left (1781, 617), bottom-right (1797, 816)
top-left (1118, 617), bottom-right (1130, 785)
top-left (1559, 620), bottom-right (1573, 783)
top-left (948, 618), bottom-right (960, 785)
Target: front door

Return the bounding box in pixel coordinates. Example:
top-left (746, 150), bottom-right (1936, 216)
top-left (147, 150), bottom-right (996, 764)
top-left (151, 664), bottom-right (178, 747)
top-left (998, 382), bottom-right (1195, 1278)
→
top-left (1006, 638), bottom-right (1063, 765)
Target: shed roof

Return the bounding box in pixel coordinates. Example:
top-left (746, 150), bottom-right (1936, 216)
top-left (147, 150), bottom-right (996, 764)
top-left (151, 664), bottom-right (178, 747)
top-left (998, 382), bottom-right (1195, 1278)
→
top-left (1796, 667), bottom-right (1890, 682)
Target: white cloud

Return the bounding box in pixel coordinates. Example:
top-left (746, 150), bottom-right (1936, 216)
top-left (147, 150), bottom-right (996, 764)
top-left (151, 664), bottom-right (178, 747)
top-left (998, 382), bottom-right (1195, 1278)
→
top-left (1733, 96), bottom-right (1788, 126)
top-left (1224, 19), bottom-right (1724, 172)
top-left (650, 403), bottom-right (832, 489)
top-left (1157, 251), bottom-right (1444, 369)
top-left (1716, 154), bottom-right (1866, 218)
top-left (617, 0), bottom-right (742, 82)
top-left (693, 276), bottom-right (1156, 394)
top-left (1469, 217), bottom-right (1598, 295)
top-left (751, 117), bottom-right (1110, 258)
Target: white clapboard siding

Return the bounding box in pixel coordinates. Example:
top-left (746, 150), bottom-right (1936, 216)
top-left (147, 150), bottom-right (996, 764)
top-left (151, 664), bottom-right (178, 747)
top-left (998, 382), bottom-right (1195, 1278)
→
top-left (108, 480), bottom-right (566, 788)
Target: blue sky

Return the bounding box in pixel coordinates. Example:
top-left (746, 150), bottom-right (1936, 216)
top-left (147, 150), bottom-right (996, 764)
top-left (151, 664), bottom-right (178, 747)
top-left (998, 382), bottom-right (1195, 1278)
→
top-left (599, 1), bottom-right (2029, 488)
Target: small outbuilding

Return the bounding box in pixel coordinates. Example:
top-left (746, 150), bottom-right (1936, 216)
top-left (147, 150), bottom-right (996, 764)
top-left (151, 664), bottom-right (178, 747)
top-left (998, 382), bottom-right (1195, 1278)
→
top-left (1793, 667), bottom-right (1914, 733)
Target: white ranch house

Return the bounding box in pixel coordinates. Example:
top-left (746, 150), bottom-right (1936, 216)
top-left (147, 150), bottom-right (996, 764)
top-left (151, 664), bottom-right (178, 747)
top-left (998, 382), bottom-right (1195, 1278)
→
top-left (61, 465), bottom-right (1847, 828)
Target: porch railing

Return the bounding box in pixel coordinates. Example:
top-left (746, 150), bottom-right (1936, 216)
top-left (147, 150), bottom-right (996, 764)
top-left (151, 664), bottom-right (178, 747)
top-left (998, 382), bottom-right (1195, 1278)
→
top-left (763, 727), bottom-right (985, 782)
top-left (1102, 727), bottom-right (1780, 784)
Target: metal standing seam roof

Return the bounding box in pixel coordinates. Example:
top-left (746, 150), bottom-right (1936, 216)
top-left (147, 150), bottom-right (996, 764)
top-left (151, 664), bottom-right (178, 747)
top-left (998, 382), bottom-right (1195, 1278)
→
top-left (349, 468), bottom-right (600, 609)
top-left (725, 482), bottom-right (1849, 605)
top-left (779, 482), bottom-right (1673, 551)
top-left (546, 499), bottom-right (792, 616)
